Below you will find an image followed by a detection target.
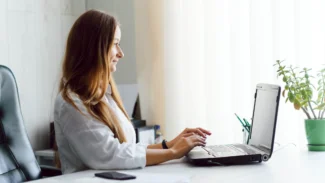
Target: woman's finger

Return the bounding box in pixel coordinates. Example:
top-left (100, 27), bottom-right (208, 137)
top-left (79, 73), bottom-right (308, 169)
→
top-left (183, 132), bottom-right (195, 137)
top-left (189, 134), bottom-right (206, 143)
top-left (194, 136), bottom-right (207, 144)
top-left (194, 141), bottom-right (206, 147)
top-left (191, 128), bottom-right (205, 137)
top-left (197, 127), bottom-right (212, 135)
top-left (185, 128), bottom-right (205, 137)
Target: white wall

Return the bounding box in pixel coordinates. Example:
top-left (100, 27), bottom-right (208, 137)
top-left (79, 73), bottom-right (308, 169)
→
top-left (86, 0), bottom-right (137, 85)
top-left (0, 0), bottom-right (86, 150)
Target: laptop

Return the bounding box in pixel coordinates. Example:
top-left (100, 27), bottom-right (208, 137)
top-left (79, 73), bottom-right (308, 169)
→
top-left (187, 83), bottom-right (281, 165)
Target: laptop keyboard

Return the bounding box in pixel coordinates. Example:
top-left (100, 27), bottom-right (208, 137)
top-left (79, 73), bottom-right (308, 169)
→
top-left (203, 144), bottom-right (256, 157)
top-left (233, 144), bottom-right (260, 155)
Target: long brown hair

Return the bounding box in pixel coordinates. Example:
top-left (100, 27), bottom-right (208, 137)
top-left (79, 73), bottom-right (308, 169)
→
top-left (55, 10), bottom-right (129, 167)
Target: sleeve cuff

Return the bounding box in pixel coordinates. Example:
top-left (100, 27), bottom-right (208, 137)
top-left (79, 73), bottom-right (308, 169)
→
top-left (136, 143), bottom-right (148, 168)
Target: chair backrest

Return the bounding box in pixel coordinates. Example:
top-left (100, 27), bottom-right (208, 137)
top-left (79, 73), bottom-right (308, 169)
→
top-left (0, 65), bottom-right (41, 182)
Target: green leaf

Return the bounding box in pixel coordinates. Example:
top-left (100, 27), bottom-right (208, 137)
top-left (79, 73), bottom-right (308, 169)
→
top-left (283, 76), bottom-right (288, 82)
top-left (288, 92), bottom-right (294, 103)
top-left (318, 91), bottom-right (323, 99)
top-left (306, 89), bottom-right (313, 98)
top-left (301, 100), bottom-right (308, 106)
top-left (296, 94), bottom-right (302, 100)
top-left (314, 103), bottom-right (325, 110)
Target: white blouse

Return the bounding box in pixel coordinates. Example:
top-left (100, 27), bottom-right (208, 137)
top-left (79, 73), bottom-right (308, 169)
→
top-left (54, 86), bottom-right (147, 174)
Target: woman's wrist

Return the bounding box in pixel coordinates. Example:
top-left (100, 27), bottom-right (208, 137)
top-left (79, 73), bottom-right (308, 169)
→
top-left (166, 140), bottom-right (174, 148)
top-left (166, 149), bottom-right (176, 160)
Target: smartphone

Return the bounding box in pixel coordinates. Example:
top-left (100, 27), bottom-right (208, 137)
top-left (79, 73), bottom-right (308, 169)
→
top-left (94, 171), bottom-right (136, 180)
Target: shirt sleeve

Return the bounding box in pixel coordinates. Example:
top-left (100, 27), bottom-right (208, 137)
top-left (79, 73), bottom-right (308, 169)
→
top-left (57, 100), bottom-right (147, 170)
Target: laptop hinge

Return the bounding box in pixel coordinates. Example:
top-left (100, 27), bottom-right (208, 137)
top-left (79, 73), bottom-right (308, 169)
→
top-left (250, 144), bottom-right (272, 161)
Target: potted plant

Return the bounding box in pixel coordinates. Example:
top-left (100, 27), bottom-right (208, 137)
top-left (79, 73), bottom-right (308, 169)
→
top-left (274, 60), bottom-right (325, 151)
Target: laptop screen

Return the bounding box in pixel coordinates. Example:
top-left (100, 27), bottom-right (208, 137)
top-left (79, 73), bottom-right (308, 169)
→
top-left (248, 84), bottom-right (280, 156)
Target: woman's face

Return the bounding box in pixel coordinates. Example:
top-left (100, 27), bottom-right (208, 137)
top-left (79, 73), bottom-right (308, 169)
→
top-left (109, 26), bottom-right (124, 72)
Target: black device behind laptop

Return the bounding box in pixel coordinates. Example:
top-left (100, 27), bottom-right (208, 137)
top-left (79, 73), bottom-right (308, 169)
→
top-left (187, 83), bottom-right (281, 165)
top-left (95, 171), bottom-right (136, 180)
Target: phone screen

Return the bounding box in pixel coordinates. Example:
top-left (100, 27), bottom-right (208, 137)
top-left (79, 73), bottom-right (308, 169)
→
top-left (95, 171), bottom-right (136, 180)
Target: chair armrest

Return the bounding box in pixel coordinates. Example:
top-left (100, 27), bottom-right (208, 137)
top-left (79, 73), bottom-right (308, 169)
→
top-left (40, 165), bottom-right (62, 177)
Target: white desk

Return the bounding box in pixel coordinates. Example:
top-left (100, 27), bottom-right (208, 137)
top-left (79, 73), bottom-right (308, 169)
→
top-left (30, 146), bottom-right (325, 183)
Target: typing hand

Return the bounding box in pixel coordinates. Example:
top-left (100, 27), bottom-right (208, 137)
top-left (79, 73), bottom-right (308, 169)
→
top-left (170, 134), bottom-right (207, 159)
top-left (167, 127), bottom-right (211, 148)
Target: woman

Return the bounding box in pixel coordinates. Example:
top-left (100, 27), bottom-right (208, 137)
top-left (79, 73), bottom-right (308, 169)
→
top-left (54, 9), bottom-right (211, 174)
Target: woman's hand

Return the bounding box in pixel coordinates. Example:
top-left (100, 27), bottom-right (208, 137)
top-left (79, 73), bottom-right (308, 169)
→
top-left (146, 128), bottom-right (211, 165)
top-left (167, 127), bottom-right (211, 148)
top-left (145, 133), bottom-right (206, 166)
top-left (169, 134), bottom-right (206, 159)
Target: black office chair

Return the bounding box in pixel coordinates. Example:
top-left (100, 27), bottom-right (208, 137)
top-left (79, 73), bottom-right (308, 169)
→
top-left (0, 65), bottom-right (61, 183)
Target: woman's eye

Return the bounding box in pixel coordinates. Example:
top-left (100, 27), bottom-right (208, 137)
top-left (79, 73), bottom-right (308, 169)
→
top-left (114, 43), bottom-right (120, 46)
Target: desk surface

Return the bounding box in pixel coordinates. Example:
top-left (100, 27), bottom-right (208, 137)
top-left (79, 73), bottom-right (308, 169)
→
top-left (30, 145), bottom-right (325, 183)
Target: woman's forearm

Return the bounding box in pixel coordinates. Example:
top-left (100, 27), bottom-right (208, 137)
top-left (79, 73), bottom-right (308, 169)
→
top-left (147, 143), bottom-right (163, 149)
top-left (147, 141), bottom-right (173, 149)
top-left (145, 149), bottom-right (175, 166)
top-left (146, 134), bottom-right (206, 166)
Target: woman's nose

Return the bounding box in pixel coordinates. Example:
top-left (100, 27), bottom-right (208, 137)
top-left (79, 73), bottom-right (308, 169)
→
top-left (117, 48), bottom-right (124, 58)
